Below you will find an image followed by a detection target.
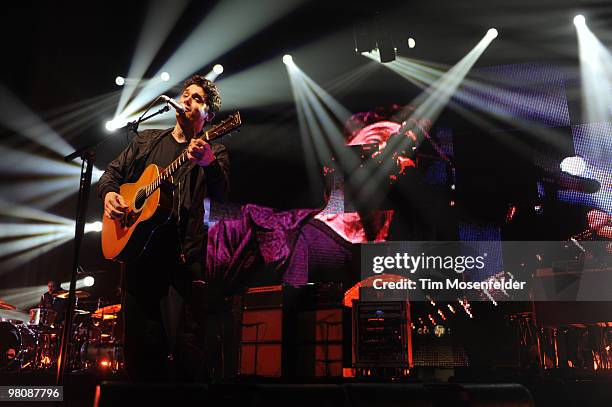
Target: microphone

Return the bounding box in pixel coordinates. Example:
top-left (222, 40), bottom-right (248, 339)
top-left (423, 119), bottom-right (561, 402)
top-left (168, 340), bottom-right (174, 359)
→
top-left (554, 171), bottom-right (601, 194)
top-left (160, 95), bottom-right (185, 114)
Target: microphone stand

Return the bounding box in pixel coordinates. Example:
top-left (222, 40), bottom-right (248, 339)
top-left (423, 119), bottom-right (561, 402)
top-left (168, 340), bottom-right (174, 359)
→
top-left (57, 104), bottom-right (170, 385)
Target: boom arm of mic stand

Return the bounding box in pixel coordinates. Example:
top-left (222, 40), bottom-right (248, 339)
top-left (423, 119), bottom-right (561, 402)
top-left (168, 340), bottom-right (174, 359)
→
top-left (64, 105), bottom-right (170, 163)
top-left (56, 103), bottom-right (170, 385)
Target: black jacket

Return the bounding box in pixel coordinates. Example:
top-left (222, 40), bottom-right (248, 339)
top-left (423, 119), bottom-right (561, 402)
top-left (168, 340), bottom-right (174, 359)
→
top-left (97, 128), bottom-right (230, 265)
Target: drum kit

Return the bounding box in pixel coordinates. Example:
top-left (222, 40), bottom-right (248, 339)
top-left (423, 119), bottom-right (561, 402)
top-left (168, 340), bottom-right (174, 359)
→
top-left (0, 291), bottom-right (123, 372)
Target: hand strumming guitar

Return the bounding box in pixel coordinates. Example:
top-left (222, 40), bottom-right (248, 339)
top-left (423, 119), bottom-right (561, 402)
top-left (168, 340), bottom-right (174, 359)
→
top-left (104, 191), bottom-right (128, 220)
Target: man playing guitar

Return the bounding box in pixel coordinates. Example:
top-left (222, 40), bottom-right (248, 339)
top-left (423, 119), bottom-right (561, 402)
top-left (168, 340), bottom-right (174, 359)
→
top-left (97, 75), bottom-right (230, 381)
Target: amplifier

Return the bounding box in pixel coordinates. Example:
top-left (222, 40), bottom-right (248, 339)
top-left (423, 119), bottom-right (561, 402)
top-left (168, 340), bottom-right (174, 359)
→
top-left (353, 300), bottom-right (412, 371)
top-left (234, 283), bottom-right (350, 378)
top-left (234, 285), bottom-right (298, 377)
top-left (295, 282), bottom-right (350, 377)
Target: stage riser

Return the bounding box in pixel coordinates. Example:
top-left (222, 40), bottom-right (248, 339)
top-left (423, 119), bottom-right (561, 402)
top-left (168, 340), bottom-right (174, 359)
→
top-left (94, 383), bottom-right (534, 407)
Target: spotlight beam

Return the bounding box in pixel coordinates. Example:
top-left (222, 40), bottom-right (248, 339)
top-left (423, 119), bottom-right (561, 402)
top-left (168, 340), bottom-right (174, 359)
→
top-left (0, 278), bottom-right (91, 309)
top-left (324, 62), bottom-right (378, 96)
top-left (1, 178), bottom-right (79, 209)
top-left (286, 62), bottom-right (366, 192)
top-left (288, 69), bottom-right (325, 193)
top-left (358, 31), bottom-right (498, 206)
top-left (0, 198), bottom-right (74, 225)
top-left (292, 70), bottom-right (333, 165)
top-left (0, 223), bottom-right (74, 239)
top-left (0, 85), bottom-right (75, 157)
top-left (121, 0), bottom-right (306, 119)
top-left (388, 56), bottom-right (573, 155)
top-left (575, 18), bottom-right (612, 124)
top-left (0, 145), bottom-right (80, 177)
top-left (0, 232), bottom-right (72, 258)
top-left (115, 0), bottom-right (190, 116)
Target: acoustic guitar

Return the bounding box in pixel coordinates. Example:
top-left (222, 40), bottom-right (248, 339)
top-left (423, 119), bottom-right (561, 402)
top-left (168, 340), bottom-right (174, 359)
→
top-left (101, 112), bottom-right (241, 261)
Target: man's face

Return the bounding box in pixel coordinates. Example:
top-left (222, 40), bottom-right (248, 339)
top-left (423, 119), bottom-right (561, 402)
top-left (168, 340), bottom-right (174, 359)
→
top-left (47, 282), bottom-right (55, 293)
top-left (178, 84), bottom-right (211, 126)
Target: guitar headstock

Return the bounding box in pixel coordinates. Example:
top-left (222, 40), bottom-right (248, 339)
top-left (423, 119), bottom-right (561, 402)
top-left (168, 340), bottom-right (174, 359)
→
top-left (204, 112), bottom-right (242, 141)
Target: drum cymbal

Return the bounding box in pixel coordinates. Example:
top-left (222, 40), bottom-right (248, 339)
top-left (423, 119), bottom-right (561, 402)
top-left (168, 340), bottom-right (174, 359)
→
top-left (73, 309), bottom-right (90, 315)
top-left (0, 300), bottom-right (16, 310)
top-left (92, 314), bottom-right (117, 320)
top-left (53, 290), bottom-right (91, 299)
top-left (94, 304), bottom-right (121, 315)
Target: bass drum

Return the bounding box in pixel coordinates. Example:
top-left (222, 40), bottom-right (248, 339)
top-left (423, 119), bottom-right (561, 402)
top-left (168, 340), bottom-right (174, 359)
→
top-left (79, 342), bottom-right (123, 371)
top-left (0, 321), bottom-right (35, 370)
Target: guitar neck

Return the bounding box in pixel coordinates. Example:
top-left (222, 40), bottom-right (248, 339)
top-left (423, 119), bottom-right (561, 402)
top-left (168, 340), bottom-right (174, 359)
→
top-left (144, 150), bottom-right (189, 198)
top-left (143, 111), bottom-right (241, 199)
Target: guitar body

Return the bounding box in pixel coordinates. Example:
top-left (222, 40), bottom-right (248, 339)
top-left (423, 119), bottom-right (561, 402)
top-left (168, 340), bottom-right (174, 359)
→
top-left (101, 164), bottom-right (174, 261)
top-left (101, 111), bottom-right (242, 262)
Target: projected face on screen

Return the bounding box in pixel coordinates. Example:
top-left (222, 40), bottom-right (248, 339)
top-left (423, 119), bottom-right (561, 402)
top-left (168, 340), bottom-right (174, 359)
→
top-left (348, 120), bottom-right (418, 177)
top-left (315, 105), bottom-right (436, 243)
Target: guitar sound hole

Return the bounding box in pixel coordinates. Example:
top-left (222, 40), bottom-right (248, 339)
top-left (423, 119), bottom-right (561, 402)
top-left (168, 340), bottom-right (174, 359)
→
top-left (134, 190), bottom-right (146, 210)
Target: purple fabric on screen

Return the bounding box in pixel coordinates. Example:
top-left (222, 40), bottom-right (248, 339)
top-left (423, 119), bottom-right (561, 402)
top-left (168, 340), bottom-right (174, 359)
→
top-left (205, 204), bottom-right (318, 287)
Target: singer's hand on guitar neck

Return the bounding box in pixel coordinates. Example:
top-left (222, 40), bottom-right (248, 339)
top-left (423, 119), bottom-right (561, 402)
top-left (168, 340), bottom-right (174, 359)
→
top-left (104, 192), bottom-right (129, 220)
top-left (187, 138), bottom-right (216, 167)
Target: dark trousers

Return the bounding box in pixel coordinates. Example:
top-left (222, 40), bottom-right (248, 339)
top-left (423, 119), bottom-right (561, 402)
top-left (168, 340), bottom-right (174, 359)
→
top-left (122, 245), bottom-right (205, 381)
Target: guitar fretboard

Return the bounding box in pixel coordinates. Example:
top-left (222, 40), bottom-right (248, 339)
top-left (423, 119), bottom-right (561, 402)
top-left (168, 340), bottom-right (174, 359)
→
top-left (141, 111), bottom-right (240, 199)
top-left (145, 150), bottom-right (189, 197)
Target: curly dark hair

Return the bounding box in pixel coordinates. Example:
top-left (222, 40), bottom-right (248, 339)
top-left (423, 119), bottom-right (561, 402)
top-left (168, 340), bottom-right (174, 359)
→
top-left (182, 75), bottom-right (222, 114)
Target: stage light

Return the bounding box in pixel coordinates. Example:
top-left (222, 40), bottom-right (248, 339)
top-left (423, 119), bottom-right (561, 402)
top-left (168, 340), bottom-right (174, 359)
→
top-left (114, 0), bottom-right (189, 117)
top-left (487, 28), bottom-right (498, 39)
top-left (377, 42), bottom-right (396, 63)
top-left (105, 118), bottom-right (127, 132)
top-left (282, 54), bottom-right (293, 65)
top-left (115, 76), bottom-right (125, 86)
top-left (120, 0), bottom-right (305, 120)
top-left (83, 276), bottom-right (95, 287)
top-left (408, 38), bottom-right (416, 49)
top-left (574, 14), bottom-right (586, 26)
top-left (160, 71), bottom-right (170, 82)
top-left (560, 156), bottom-right (586, 176)
top-left (85, 221), bottom-right (103, 233)
top-left (353, 21), bottom-right (376, 53)
top-left (376, 21), bottom-right (396, 63)
top-left (205, 63), bottom-right (225, 81)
